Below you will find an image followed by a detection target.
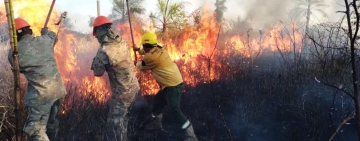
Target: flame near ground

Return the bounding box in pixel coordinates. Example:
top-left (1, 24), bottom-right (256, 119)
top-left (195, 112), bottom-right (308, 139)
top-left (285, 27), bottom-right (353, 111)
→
top-left (0, 0), bottom-right (303, 105)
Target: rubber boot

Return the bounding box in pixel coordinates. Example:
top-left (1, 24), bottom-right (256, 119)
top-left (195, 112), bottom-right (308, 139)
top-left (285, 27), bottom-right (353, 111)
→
top-left (46, 127), bottom-right (58, 141)
top-left (46, 132), bottom-right (56, 141)
top-left (143, 114), bottom-right (163, 131)
top-left (104, 125), bottom-right (122, 141)
top-left (183, 125), bottom-right (198, 141)
top-left (29, 132), bottom-right (50, 141)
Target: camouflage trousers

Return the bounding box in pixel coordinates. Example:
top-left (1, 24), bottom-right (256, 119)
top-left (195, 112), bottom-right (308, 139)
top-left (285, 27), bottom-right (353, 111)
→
top-left (104, 90), bottom-right (139, 141)
top-left (24, 99), bottom-right (62, 141)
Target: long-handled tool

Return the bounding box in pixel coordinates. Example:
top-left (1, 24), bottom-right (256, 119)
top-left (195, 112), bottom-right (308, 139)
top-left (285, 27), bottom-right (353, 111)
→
top-left (44, 0), bottom-right (56, 28)
top-left (55, 11), bottom-right (67, 37)
top-left (4, 0), bottom-right (21, 140)
top-left (125, 0), bottom-right (137, 62)
top-left (55, 12), bottom-right (67, 26)
top-left (125, 0), bottom-right (142, 117)
top-left (97, 0), bottom-right (100, 16)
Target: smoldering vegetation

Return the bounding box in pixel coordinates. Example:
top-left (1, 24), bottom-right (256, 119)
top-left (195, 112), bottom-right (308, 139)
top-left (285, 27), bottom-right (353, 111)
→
top-left (1, 0), bottom-right (359, 141)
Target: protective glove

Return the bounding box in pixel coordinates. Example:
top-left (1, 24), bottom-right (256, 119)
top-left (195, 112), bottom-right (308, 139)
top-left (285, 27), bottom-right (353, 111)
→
top-left (133, 45), bottom-right (140, 51)
top-left (135, 60), bottom-right (143, 67)
top-left (41, 27), bottom-right (49, 35)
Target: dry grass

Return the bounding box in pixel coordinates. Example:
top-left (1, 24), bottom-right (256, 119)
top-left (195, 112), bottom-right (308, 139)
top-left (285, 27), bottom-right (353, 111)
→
top-left (0, 41), bottom-right (28, 140)
top-left (0, 42), bottom-right (12, 108)
top-left (0, 42), bottom-right (14, 140)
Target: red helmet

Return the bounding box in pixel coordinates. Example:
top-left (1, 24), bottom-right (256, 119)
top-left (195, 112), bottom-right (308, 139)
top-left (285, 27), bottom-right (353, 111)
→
top-left (14, 18), bottom-right (30, 30)
top-left (92, 16), bottom-right (112, 36)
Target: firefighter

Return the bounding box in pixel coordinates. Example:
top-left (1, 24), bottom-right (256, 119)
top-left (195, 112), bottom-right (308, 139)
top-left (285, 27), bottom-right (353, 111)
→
top-left (7, 18), bottom-right (66, 141)
top-left (91, 15), bottom-right (140, 141)
top-left (134, 32), bottom-right (198, 141)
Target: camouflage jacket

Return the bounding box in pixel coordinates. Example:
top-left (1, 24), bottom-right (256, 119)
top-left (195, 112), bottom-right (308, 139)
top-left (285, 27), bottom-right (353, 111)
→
top-left (91, 34), bottom-right (140, 98)
top-left (8, 31), bottom-right (66, 106)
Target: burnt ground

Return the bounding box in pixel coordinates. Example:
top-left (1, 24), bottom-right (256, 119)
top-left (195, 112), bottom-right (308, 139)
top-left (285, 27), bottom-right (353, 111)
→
top-left (55, 68), bottom-right (358, 141)
top-left (128, 95), bottom-right (192, 141)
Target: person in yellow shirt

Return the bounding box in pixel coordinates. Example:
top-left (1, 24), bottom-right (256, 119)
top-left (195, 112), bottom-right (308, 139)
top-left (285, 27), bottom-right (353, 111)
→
top-left (134, 32), bottom-right (198, 141)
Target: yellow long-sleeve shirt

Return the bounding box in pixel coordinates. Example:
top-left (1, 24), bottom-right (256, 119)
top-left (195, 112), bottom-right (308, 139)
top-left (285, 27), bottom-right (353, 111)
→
top-left (136, 47), bottom-right (183, 89)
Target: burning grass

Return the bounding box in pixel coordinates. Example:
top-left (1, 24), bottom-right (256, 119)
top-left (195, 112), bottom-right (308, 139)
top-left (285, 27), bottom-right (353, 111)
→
top-left (57, 83), bottom-right (109, 141)
top-left (0, 29), bottom-right (359, 140)
top-left (0, 0), bottom-right (359, 140)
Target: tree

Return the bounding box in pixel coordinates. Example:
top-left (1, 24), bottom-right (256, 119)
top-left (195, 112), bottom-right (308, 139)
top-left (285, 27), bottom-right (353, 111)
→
top-left (109, 0), bottom-right (145, 22)
top-left (292, 0), bottom-right (328, 59)
top-left (214, 0), bottom-right (227, 23)
top-left (149, 0), bottom-right (188, 34)
top-left (292, 0), bottom-right (328, 35)
top-left (308, 1), bottom-right (360, 140)
top-left (343, 0), bottom-right (360, 140)
top-left (88, 16), bottom-right (95, 27)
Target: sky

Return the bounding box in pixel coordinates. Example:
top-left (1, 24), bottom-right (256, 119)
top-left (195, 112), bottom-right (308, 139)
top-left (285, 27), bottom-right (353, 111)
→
top-left (56, 0), bottom-right (113, 32)
top-left (55, 0), bottom-right (345, 33)
top-left (56, 0), bottom-right (193, 32)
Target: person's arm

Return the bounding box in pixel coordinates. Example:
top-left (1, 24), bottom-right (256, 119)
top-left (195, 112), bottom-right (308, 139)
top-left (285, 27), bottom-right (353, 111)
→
top-left (136, 52), bottom-right (159, 70)
top-left (91, 49), bottom-right (109, 76)
top-left (40, 28), bottom-right (58, 46)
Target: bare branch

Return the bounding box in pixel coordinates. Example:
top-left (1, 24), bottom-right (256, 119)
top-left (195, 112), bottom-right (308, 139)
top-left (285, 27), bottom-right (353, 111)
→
top-left (329, 111), bottom-right (356, 141)
top-left (315, 77), bottom-right (354, 98)
top-left (207, 25), bottom-right (233, 141)
top-left (0, 109), bottom-right (8, 132)
top-left (351, 1), bottom-right (360, 41)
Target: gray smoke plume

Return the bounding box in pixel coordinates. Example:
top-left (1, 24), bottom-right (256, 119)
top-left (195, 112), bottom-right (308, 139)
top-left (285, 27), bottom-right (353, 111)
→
top-left (195, 0), bottom-right (342, 30)
top-left (239, 0), bottom-right (296, 29)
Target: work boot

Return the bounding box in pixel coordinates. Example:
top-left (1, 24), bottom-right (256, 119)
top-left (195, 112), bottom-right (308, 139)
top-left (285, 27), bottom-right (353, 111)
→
top-left (46, 128), bottom-right (58, 141)
top-left (46, 132), bottom-right (56, 141)
top-left (28, 135), bottom-right (49, 141)
top-left (143, 114), bottom-right (163, 131)
top-left (183, 125), bottom-right (198, 141)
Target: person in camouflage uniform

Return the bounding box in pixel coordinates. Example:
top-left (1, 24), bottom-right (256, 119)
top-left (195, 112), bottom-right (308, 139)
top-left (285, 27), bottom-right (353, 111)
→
top-left (91, 16), bottom-right (140, 141)
top-left (8, 18), bottom-right (66, 141)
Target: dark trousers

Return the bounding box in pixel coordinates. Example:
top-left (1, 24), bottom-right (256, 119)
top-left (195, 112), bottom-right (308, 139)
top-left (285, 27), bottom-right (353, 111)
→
top-left (152, 83), bottom-right (188, 126)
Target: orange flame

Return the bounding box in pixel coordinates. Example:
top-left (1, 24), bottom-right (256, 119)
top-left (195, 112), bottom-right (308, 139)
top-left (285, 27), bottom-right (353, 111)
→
top-left (0, 0), bottom-right (111, 105)
top-left (1, 0), bottom-right (303, 103)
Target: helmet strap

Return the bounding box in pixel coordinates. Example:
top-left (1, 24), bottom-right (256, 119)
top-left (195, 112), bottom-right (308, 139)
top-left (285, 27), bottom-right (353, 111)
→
top-left (143, 43), bottom-right (158, 48)
top-left (16, 26), bottom-right (30, 34)
top-left (156, 45), bottom-right (163, 48)
top-left (17, 27), bottom-right (32, 41)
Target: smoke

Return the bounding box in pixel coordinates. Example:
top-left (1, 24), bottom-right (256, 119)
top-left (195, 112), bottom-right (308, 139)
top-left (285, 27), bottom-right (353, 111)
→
top-left (326, 0), bottom-right (347, 22)
top-left (194, 0), bottom-right (296, 29)
top-left (241, 0), bottom-right (295, 28)
top-left (238, 0), bottom-right (347, 28)
top-left (195, 0), bottom-right (344, 30)
top-left (56, 0), bottom-right (346, 33)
